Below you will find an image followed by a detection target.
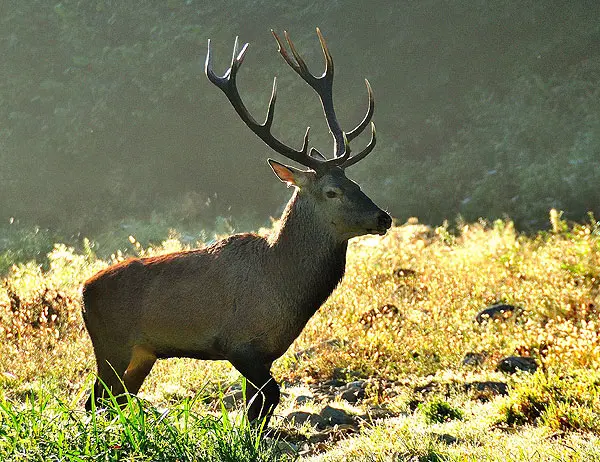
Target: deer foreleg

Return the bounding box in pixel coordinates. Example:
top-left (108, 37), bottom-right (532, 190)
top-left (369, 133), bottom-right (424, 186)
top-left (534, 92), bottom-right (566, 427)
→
top-left (229, 353), bottom-right (280, 425)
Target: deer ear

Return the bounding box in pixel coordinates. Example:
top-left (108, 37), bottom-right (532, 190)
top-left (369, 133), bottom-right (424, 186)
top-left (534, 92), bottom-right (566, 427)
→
top-left (267, 159), bottom-right (311, 188)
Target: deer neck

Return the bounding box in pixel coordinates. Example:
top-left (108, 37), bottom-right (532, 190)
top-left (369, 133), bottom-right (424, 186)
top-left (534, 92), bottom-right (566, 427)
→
top-left (268, 190), bottom-right (348, 317)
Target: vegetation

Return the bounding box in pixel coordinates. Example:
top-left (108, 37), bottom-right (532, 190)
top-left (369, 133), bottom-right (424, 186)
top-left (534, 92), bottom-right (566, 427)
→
top-left (419, 399), bottom-right (464, 424)
top-left (0, 391), bottom-right (280, 461)
top-left (2, 1), bottom-right (600, 459)
top-left (1, 212), bottom-right (599, 460)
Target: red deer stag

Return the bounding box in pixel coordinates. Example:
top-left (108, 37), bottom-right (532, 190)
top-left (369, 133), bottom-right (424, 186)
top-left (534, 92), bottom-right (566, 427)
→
top-left (83, 28), bottom-right (392, 423)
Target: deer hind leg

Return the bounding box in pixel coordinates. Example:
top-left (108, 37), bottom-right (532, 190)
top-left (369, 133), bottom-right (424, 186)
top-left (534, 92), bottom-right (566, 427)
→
top-left (86, 350), bottom-right (130, 410)
top-left (229, 354), bottom-right (280, 425)
top-left (86, 345), bottom-right (156, 410)
top-left (123, 345), bottom-right (157, 396)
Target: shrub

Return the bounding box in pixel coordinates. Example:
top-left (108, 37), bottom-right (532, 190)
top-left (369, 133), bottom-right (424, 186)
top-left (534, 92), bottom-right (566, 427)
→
top-left (498, 372), bottom-right (600, 433)
top-left (419, 399), bottom-right (464, 424)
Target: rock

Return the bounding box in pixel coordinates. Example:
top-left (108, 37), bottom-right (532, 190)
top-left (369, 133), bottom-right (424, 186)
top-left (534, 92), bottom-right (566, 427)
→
top-left (339, 388), bottom-right (362, 403)
top-left (322, 378), bottom-right (346, 388)
top-left (476, 303), bottom-right (523, 323)
top-left (347, 380), bottom-right (366, 388)
top-left (432, 433), bottom-right (458, 445)
top-left (464, 381), bottom-right (508, 397)
top-left (364, 405), bottom-right (396, 421)
top-left (221, 389), bottom-right (244, 410)
top-left (408, 399), bottom-right (422, 412)
top-left (320, 405), bottom-right (355, 426)
top-left (462, 351), bottom-right (487, 366)
top-left (337, 380), bottom-right (366, 403)
top-left (339, 387), bottom-right (364, 403)
top-left (307, 432), bottom-right (330, 444)
top-left (294, 395), bottom-right (312, 405)
top-left (274, 440), bottom-right (298, 456)
top-left (496, 356), bottom-right (538, 374)
top-left (285, 411), bottom-right (327, 429)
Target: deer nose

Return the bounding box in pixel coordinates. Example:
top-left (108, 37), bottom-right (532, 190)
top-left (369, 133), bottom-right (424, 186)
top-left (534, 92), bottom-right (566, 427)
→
top-left (378, 212), bottom-right (393, 230)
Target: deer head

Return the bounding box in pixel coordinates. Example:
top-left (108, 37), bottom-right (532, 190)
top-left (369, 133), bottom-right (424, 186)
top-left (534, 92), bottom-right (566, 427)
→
top-left (206, 28), bottom-right (392, 240)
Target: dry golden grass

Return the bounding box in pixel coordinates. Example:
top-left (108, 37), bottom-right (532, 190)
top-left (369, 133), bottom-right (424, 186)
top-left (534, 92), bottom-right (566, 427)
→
top-left (2, 215), bottom-right (599, 391)
top-left (282, 217), bottom-right (600, 384)
top-left (1, 213), bottom-right (599, 460)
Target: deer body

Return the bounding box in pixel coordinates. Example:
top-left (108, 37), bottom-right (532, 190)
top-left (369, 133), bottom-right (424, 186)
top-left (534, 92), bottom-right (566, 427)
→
top-left (84, 190), bottom-right (347, 362)
top-left (84, 29), bottom-right (391, 422)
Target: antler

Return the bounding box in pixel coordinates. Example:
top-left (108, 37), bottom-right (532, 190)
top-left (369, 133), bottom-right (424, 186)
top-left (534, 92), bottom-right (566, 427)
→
top-left (272, 28), bottom-right (376, 168)
top-left (205, 28), bottom-right (376, 172)
top-left (206, 37), bottom-right (322, 171)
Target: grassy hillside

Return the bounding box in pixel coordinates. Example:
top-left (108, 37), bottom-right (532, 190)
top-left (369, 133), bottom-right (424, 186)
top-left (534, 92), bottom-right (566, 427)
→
top-left (1, 213), bottom-right (599, 460)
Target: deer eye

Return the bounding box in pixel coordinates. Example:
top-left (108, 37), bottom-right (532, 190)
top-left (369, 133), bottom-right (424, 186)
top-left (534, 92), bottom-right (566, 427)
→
top-left (325, 189), bottom-right (340, 199)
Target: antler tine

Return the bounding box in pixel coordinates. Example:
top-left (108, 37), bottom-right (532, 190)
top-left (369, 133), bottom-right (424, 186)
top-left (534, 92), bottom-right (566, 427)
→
top-left (229, 36), bottom-right (240, 74)
top-left (264, 77), bottom-right (277, 130)
top-left (284, 31), bottom-right (313, 79)
top-left (205, 37), bottom-right (323, 171)
top-left (272, 31), bottom-right (310, 82)
top-left (272, 31), bottom-right (298, 74)
top-left (346, 79), bottom-right (374, 142)
top-left (316, 27), bottom-right (334, 80)
top-left (341, 122), bottom-right (377, 168)
top-left (272, 28), bottom-right (349, 166)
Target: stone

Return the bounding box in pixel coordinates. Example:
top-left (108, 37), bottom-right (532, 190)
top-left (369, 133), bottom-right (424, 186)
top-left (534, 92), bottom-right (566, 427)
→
top-left (285, 411), bottom-right (327, 429)
top-left (307, 432), bottom-right (330, 444)
top-left (320, 405), bottom-right (355, 426)
top-left (462, 351), bottom-right (487, 366)
top-left (347, 380), bottom-right (367, 389)
top-left (464, 381), bottom-right (508, 396)
top-left (322, 378), bottom-right (346, 388)
top-left (408, 399), bottom-right (422, 412)
top-left (274, 440), bottom-right (298, 456)
top-left (496, 356), bottom-right (538, 374)
top-left (221, 389), bottom-right (244, 410)
top-left (294, 395), bottom-right (312, 405)
top-left (337, 380), bottom-right (366, 403)
top-left (432, 433), bottom-right (458, 445)
top-left (339, 387), bottom-right (363, 403)
top-left (476, 303), bottom-right (523, 323)
top-left (365, 405), bottom-right (396, 420)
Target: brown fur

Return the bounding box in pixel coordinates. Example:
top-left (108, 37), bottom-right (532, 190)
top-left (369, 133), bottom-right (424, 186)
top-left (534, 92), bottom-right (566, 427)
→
top-left (83, 174), bottom-right (390, 422)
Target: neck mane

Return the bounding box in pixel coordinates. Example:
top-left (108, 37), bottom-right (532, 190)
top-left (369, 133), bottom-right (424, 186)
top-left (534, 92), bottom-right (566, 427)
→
top-left (268, 189), bottom-right (348, 320)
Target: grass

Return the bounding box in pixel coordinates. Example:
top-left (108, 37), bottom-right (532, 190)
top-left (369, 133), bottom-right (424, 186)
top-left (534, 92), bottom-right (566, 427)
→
top-left (1, 210), bottom-right (599, 460)
top-left (0, 387), bottom-right (284, 461)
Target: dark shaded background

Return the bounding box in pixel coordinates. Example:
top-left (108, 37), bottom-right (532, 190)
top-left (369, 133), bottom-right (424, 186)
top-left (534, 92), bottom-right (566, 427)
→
top-left (1, 0), bottom-right (599, 239)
